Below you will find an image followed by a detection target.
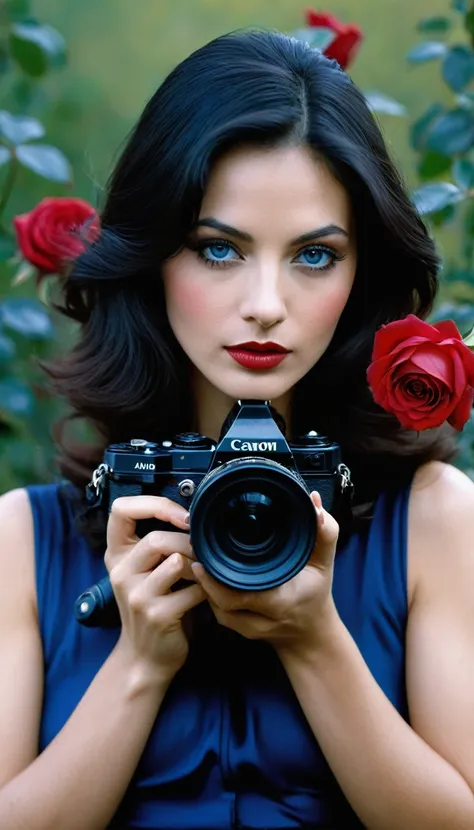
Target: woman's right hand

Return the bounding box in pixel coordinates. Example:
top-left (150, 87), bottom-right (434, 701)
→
top-left (104, 495), bottom-right (206, 687)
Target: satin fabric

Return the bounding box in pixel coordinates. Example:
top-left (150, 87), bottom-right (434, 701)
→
top-left (28, 481), bottom-right (410, 829)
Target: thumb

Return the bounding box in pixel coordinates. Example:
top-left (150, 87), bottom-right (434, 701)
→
top-left (308, 491), bottom-right (339, 571)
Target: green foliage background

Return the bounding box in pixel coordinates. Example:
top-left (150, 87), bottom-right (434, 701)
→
top-left (34, 0), bottom-right (459, 203)
top-left (1, 0), bottom-right (474, 492)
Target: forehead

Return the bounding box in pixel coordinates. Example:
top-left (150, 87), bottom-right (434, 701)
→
top-left (199, 144), bottom-right (352, 231)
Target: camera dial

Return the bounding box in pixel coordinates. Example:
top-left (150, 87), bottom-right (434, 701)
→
top-left (173, 433), bottom-right (215, 450)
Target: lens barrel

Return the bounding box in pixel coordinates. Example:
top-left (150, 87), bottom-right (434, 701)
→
top-left (190, 457), bottom-right (316, 590)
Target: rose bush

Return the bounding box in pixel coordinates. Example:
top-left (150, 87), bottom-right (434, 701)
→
top-left (367, 314), bottom-right (474, 431)
top-left (13, 196), bottom-right (99, 277)
top-left (305, 8), bottom-right (363, 69)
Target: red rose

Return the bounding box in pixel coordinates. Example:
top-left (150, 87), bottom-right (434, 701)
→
top-left (305, 9), bottom-right (363, 70)
top-left (13, 196), bottom-right (100, 276)
top-left (367, 314), bottom-right (474, 431)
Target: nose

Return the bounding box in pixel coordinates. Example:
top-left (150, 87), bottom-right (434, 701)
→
top-left (239, 264), bottom-right (288, 329)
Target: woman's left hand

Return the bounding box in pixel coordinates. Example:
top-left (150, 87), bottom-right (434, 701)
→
top-left (191, 491), bottom-right (341, 657)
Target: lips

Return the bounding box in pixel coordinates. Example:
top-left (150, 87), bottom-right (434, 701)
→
top-left (228, 341), bottom-right (289, 353)
top-left (225, 342), bottom-right (290, 371)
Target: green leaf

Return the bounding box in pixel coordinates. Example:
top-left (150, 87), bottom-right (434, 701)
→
top-left (442, 46), bottom-right (474, 92)
top-left (11, 260), bottom-right (35, 285)
top-left (407, 41), bottom-right (448, 63)
top-left (16, 143), bottom-right (71, 182)
top-left (0, 334), bottom-right (15, 361)
top-left (0, 146), bottom-right (11, 167)
top-left (417, 16), bottom-right (451, 34)
top-left (410, 103), bottom-right (445, 151)
top-left (462, 202), bottom-right (474, 269)
top-left (453, 158), bottom-right (474, 189)
top-left (9, 22), bottom-right (67, 77)
top-left (417, 150), bottom-right (452, 179)
top-left (0, 111), bottom-right (44, 145)
top-left (291, 27), bottom-right (337, 52)
top-left (5, 0), bottom-right (31, 20)
top-left (456, 90), bottom-right (474, 108)
top-left (426, 108), bottom-right (474, 155)
top-left (431, 202), bottom-right (458, 226)
top-left (0, 44), bottom-right (10, 75)
top-left (413, 182), bottom-right (463, 215)
top-left (462, 324), bottom-right (474, 348)
top-left (0, 231), bottom-right (17, 261)
top-left (364, 91), bottom-right (407, 116)
top-left (0, 298), bottom-right (53, 339)
top-left (0, 378), bottom-right (33, 415)
top-left (466, 10), bottom-right (474, 37)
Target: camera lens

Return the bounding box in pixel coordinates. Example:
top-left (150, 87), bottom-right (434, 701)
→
top-left (189, 458), bottom-right (316, 590)
top-left (223, 492), bottom-right (278, 553)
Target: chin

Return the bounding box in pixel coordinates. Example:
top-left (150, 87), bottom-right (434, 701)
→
top-left (218, 373), bottom-right (296, 402)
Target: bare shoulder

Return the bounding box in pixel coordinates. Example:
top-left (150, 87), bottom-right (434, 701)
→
top-left (0, 486), bottom-right (34, 538)
top-left (0, 488), bottom-right (44, 785)
top-left (408, 460), bottom-right (474, 601)
top-left (0, 485), bottom-right (33, 519)
top-left (0, 488), bottom-right (36, 612)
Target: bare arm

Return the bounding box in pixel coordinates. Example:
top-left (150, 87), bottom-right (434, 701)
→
top-left (0, 490), bottom-right (205, 830)
top-left (279, 463), bottom-right (474, 830)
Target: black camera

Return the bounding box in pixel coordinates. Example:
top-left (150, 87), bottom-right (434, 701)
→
top-left (74, 400), bottom-right (352, 627)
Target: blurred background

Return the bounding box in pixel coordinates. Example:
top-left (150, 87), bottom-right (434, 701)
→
top-left (1, 0), bottom-right (474, 492)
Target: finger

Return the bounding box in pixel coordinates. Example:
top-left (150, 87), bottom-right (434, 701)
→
top-left (145, 552), bottom-right (196, 593)
top-left (191, 563), bottom-right (250, 612)
top-left (209, 604), bottom-right (269, 638)
top-left (107, 496), bottom-right (190, 549)
top-left (127, 553), bottom-right (188, 599)
top-left (118, 530), bottom-right (194, 577)
top-left (163, 582), bottom-right (207, 618)
top-left (308, 491), bottom-right (339, 570)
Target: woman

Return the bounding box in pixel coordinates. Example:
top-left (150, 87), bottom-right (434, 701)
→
top-left (0, 29), bottom-right (473, 830)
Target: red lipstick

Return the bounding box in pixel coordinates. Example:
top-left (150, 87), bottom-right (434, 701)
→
top-left (225, 341), bottom-right (290, 371)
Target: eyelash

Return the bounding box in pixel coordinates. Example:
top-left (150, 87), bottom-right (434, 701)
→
top-left (191, 238), bottom-right (345, 274)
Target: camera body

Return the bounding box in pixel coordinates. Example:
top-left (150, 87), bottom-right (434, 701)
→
top-left (104, 401), bottom-right (341, 521)
top-left (76, 401), bottom-right (351, 627)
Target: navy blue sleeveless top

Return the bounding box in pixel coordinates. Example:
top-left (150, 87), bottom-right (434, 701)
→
top-left (27, 481), bottom-right (411, 829)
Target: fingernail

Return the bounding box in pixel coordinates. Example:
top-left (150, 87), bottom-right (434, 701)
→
top-left (311, 492), bottom-right (325, 524)
top-left (183, 513), bottom-right (190, 526)
top-left (191, 562), bottom-right (204, 578)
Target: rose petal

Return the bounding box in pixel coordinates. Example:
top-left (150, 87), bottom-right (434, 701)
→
top-left (448, 388), bottom-right (474, 431)
top-left (452, 340), bottom-right (474, 387)
top-left (371, 315), bottom-right (442, 362)
top-left (434, 319), bottom-right (463, 341)
top-left (13, 196), bottom-right (99, 276)
top-left (408, 345), bottom-right (454, 388)
top-left (447, 348), bottom-right (469, 399)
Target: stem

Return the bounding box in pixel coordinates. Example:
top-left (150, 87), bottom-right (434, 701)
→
top-left (0, 152), bottom-right (18, 223)
top-left (469, 1), bottom-right (474, 49)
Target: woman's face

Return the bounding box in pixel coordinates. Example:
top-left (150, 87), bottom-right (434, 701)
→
top-left (162, 144), bottom-right (357, 429)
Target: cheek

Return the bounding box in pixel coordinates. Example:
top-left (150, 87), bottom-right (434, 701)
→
top-left (163, 267), bottom-right (231, 343)
top-left (302, 280), bottom-right (353, 331)
top-left (165, 278), bottom-right (209, 323)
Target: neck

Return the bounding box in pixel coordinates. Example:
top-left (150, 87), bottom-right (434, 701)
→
top-left (192, 370), bottom-right (292, 441)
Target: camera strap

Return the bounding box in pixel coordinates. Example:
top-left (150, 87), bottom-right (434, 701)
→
top-left (334, 463), bottom-right (354, 526)
top-left (85, 463), bottom-right (109, 509)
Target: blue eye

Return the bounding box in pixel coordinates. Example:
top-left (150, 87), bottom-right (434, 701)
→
top-left (296, 246), bottom-right (335, 270)
top-left (200, 241), bottom-right (240, 264)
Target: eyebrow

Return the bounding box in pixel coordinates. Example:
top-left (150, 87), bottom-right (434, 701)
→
top-left (194, 217), bottom-right (349, 246)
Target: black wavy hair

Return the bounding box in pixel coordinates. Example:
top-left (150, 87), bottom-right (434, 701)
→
top-left (47, 29), bottom-right (457, 543)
